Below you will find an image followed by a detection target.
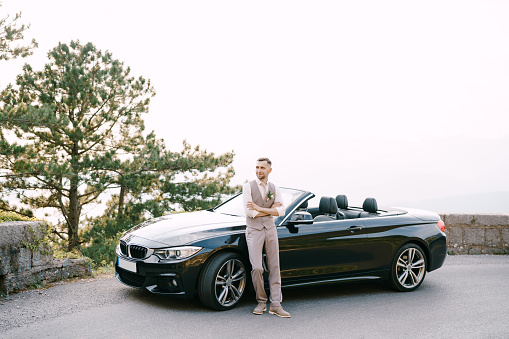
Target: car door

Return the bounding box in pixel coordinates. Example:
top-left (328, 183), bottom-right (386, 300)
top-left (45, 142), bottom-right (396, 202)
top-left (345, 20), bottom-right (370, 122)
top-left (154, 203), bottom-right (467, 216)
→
top-left (360, 215), bottom-right (426, 272)
top-left (277, 218), bottom-right (368, 284)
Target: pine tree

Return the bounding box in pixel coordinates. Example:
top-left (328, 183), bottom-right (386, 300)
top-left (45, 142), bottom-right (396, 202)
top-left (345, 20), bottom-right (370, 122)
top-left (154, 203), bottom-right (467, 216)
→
top-left (0, 3), bottom-right (37, 61)
top-left (0, 40), bottom-right (237, 251)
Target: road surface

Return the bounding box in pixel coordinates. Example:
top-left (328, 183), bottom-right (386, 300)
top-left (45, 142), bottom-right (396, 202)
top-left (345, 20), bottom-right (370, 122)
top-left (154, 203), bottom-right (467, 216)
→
top-left (1, 255), bottom-right (508, 338)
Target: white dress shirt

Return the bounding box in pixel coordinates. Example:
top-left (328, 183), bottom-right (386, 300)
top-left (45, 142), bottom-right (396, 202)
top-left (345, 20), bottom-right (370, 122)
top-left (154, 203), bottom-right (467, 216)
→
top-left (243, 178), bottom-right (286, 219)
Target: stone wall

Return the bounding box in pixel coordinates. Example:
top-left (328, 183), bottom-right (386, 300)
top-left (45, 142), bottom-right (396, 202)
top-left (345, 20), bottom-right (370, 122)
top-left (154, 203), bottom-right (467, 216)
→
top-left (440, 213), bottom-right (509, 255)
top-left (0, 221), bottom-right (92, 295)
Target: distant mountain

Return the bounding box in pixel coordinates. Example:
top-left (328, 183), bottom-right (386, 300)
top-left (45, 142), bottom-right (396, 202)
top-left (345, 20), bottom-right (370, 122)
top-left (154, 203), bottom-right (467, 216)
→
top-left (390, 191), bottom-right (509, 214)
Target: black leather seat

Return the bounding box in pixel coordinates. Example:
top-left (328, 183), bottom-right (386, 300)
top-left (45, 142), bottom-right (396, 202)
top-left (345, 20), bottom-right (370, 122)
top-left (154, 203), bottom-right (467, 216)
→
top-left (359, 197), bottom-right (378, 218)
top-left (335, 195), bottom-right (360, 219)
top-left (314, 197), bottom-right (338, 222)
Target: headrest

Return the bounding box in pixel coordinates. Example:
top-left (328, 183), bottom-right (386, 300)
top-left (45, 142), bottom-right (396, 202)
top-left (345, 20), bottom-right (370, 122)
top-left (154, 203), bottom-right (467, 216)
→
top-left (335, 195), bottom-right (348, 209)
top-left (362, 197), bottom-right (378, 213)
top-left (298, 200), bottom-right (308, 209)
top-left (319, 196), bottom-right (338, 214)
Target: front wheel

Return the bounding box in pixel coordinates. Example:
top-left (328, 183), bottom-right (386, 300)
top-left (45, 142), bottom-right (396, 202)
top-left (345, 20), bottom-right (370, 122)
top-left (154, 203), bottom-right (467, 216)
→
top-left (198, 252), bottom-right (247, 310)
top-left (389, 243), bottom-right (427, 292)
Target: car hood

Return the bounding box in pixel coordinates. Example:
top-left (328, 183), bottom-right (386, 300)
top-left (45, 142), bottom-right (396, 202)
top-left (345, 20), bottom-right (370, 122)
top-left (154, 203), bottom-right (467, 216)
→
top-left (120, 210), bottom-right (247, 248)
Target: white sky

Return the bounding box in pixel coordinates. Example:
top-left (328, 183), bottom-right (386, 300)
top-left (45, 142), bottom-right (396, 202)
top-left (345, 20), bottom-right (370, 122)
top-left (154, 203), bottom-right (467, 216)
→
top-left (1, 0), bottom-right (508, 212)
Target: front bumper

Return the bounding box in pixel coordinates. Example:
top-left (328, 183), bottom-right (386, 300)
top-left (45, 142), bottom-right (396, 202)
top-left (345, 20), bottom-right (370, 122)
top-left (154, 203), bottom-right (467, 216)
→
top-left (115, 253), bottom-right (207, 299)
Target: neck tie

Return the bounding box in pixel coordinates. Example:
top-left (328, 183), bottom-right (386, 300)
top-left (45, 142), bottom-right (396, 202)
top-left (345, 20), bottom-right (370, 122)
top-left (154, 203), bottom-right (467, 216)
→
top-left (260, 182), bottom-right (267, 200)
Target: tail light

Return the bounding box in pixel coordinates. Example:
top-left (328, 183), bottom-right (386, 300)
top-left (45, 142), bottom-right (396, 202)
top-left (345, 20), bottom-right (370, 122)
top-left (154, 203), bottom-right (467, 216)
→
top-left (436, 219), bottom-right (445, 233)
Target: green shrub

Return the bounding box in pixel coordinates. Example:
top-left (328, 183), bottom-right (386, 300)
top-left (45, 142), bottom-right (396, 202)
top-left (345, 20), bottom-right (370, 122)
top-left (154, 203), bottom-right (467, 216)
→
top-left (0, 211), bottom-right (38, 223)
top-left (80, 213), bottom-right (136, 267)
top-left (80, 231), bottom-right (122, 267)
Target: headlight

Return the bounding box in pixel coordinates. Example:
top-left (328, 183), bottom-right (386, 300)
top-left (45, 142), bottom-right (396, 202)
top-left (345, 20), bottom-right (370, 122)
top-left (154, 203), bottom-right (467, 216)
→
top-left (153, 246), bottom-right (202, 260)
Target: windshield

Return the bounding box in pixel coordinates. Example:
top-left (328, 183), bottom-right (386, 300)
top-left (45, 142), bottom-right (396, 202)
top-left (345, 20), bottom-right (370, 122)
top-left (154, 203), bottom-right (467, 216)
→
top-left (213, 187), bottom-right (306, 218)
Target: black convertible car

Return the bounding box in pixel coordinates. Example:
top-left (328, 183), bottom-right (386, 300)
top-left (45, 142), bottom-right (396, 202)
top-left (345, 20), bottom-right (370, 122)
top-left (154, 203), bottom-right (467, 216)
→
top-left (115, 188), bottom-right (447, 310)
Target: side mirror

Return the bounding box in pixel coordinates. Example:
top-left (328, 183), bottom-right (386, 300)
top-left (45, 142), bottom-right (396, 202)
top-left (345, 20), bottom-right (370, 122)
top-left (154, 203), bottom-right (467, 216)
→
top-left (287, 211), bottom-right (313, 225)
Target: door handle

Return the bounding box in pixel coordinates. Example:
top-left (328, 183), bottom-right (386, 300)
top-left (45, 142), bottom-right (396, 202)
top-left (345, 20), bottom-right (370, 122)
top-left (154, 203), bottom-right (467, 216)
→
top-left (348, 226), bottom-right (363, 233)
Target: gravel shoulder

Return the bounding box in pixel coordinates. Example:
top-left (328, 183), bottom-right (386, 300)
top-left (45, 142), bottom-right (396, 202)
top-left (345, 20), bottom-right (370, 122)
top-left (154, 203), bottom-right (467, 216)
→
top-left (0, 272), bottom-right (118, 331)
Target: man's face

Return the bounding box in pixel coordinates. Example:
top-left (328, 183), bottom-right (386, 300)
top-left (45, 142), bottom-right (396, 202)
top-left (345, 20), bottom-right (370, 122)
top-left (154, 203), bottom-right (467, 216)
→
top-left (255, 161), bottom-right (272, 181)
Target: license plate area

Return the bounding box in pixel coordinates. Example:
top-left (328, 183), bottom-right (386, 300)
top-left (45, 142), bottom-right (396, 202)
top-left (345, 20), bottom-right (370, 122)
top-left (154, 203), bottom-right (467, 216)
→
top-left (118, 257), bottom-right (137, 273)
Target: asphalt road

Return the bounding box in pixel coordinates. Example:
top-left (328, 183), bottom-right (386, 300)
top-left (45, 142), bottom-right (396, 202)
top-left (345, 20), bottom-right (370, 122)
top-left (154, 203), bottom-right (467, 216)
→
top-left (1, 255), bottom-right (508, 339)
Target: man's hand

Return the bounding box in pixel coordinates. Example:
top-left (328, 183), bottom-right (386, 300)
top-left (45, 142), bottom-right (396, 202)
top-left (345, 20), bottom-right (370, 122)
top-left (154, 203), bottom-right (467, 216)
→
top-left (247, 202), bottom-right (268, 217)
top-left (247, 201), bottom-right (260, 212)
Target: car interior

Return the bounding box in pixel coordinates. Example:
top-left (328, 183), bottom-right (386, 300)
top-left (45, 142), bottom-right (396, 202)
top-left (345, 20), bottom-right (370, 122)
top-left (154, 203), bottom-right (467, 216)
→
top-left (304, 195), bottom-right (381, 222)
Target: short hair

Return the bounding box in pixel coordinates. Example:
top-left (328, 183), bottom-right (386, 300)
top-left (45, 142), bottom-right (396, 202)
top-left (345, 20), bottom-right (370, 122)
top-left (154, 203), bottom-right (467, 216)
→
top-left (257, 157), bottom-right (272, 167)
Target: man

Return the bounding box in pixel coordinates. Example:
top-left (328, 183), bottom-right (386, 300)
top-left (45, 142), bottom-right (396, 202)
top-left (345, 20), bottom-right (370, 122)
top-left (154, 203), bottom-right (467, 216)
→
top-left (243, 157), bottom-right (290, 318)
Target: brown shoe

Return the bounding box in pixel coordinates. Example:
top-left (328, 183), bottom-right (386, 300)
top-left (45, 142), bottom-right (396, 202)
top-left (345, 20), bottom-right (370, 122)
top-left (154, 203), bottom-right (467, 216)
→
top-left (253, 303), bottom-right (267, 315)
top-left (269, 305), bottom-right (291, 318)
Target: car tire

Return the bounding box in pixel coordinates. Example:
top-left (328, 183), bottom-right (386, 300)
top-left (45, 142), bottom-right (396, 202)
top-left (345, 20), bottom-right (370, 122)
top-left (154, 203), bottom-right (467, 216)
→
top-left (198, 252), bottom-right (247, 311)
top-left (389, 243), bottom-right (427, 292)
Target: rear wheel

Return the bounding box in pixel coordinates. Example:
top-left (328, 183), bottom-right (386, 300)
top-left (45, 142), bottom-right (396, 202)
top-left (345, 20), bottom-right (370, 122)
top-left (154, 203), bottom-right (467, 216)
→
top-left (198, 252), bottom-right (247, 310)
top-left (389, 243), bottom-right (427, 292)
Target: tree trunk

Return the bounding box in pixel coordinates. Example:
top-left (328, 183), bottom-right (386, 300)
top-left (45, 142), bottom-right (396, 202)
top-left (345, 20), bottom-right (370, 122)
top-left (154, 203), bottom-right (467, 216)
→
top-left (67, 178), bottom-right (80, 251)
top-left (67, 137), bottom-right (81, 251)
top-left (118, 184), bottom-right (126, 217)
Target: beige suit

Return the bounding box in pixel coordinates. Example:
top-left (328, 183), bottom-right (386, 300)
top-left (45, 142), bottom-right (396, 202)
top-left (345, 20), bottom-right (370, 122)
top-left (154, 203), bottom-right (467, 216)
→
top-left (245, 180), bottom-right (282, 307)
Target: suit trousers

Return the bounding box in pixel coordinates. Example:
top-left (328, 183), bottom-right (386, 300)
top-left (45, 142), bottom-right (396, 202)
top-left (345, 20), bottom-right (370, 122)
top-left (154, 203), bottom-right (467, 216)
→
top-left (246, 226), bottom-right (282, 306)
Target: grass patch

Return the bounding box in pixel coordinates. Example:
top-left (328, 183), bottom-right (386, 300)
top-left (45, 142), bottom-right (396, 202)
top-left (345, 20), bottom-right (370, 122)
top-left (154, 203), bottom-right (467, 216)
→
top-left (0, 211), bottom-right (38, 223)
top-left (93, 264), bottom-right (115, 276)
top-left (28, 282), bottom-right (45, 290)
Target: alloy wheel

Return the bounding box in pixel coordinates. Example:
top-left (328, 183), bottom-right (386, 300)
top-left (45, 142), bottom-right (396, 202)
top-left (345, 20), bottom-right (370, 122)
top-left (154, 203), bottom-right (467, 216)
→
top-left (214, 258), bottom-right (246, 307)
top-left (396, 247), bottom-right (426, 288)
